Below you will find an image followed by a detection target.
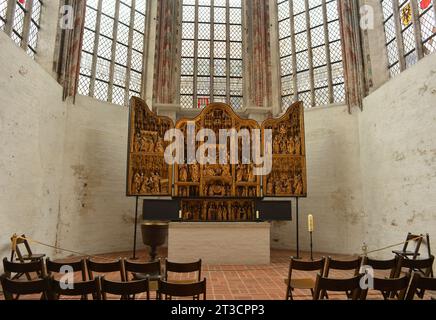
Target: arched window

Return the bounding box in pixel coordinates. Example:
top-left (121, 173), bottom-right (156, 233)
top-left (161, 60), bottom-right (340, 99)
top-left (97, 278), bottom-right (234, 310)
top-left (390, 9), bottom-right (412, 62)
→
top-left (381, 0), bottom-right (436, 78)
top-left (277, 0), bottom-right (345, 110)
top-left (0, 0), bottom-right (43, 59)
top-left (180, 0), bottom-right (244, 109)
top-left (78, 0), bottom-right (147, 106)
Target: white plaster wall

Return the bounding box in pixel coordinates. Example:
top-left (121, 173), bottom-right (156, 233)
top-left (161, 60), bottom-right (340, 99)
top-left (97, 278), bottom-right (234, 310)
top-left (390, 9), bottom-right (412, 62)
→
top-left (0, 33), bottom-right (67, 263)
top-left (57, 96), bottom-right (139, 256)
top-left (359, 53), bottom-right (436, 259)
top-left (1, 27), bottom-right (435, 264)
top-left (271, 105), bottom-right (365, 256)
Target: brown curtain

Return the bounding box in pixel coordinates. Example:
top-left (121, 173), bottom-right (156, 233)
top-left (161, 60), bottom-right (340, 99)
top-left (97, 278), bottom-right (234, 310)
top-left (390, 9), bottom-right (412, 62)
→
top-left (338, 0), bottom-right (367, 113)
top-left (54, 0), bottom-right (86, 102)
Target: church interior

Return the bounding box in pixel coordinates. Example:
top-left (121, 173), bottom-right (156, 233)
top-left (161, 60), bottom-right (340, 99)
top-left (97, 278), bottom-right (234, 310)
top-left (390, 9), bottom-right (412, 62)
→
top-left (0, 0), bottom-right (435, 302)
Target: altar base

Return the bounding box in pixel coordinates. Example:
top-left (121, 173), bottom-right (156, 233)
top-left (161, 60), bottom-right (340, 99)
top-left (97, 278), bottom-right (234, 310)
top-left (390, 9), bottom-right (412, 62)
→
top-left (168, 222), bottom-right (270, 265)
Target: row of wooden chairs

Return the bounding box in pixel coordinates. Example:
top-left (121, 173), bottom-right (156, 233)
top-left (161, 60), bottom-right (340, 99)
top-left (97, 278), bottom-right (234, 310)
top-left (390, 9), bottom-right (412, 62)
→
top-left (0, 274), bottom-right (207, 300)
top-left (2, 257), bottom-right (202, 284)
top-left (1, 257), bottom-right (204, 300)
top-left (313, 271), bottom-right (435, 300)
top-left (285, 255), bottom-right (435, 300)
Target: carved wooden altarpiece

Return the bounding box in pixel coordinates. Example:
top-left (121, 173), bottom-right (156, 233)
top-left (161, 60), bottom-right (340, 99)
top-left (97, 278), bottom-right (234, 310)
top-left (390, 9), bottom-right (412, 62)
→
top-left (126, 97), bottom-right (174, 196)
top-left (126, 99), bottom-right (307, 221)
top-left (262, 101), bottom-right (307, 197)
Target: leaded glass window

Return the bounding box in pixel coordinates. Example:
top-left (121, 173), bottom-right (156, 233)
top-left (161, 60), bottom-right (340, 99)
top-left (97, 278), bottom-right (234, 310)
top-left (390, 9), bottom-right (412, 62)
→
top-left (277, 0), bottom-right (345, 110)
top-left (0, 0), bottom-right (42, 59)
top-left (78, 0), bottom-right (147, 106)
top-left (381, 0), bottom-right (436, 78)
top-left (180, 0), bottom-right (244, 109)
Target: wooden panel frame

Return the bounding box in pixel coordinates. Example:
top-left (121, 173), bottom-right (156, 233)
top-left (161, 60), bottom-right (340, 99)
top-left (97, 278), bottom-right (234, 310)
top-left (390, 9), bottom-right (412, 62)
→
top-left (262, 101), bottom-right (307, 198)
top-left (174, 102), bottom-right (261, 199)
top-left (126, 97), bottom-right (174, 197)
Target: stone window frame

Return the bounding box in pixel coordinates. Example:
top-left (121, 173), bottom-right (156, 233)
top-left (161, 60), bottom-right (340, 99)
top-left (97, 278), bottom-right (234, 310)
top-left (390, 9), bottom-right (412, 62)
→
top-left (0, 0), bottom-right (43, 59)
top-left (179, 0), bottom-right (244, 110)
top-left (380, 0), bottom-right (436, 78)
top-left (276, 0), bottom-right (345, 110)
top-left (77, 0), bottom-right (148, 107)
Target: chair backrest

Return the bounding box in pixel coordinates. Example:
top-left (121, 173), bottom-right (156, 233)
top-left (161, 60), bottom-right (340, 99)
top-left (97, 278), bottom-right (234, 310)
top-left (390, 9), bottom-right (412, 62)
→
top-left (101, 277), bottom-right (149, 300)
top-left (124, 260), bottom-right (161, 281)
top-left (406, 272), bottom-right (436, 300)
top-left (46, 258), bottom-right (87, 281)
top-left (165, 259), bottom-right (202, 282)
top-left (422, 234), bottom-right (432, 258)
top-left (287, 257), bottom-right (326, 279)
top-left (324, 257), bottom-right (362, 277)
top-left (395, 255), bottom-right (434, 278)
top-left (360, 276), bottom-right (410, 300)
top-left (49, 276), bottom-right (101, 300)
top-left (400, 233), bottom-right (423, 259)
top-left (0, 274), bottom-right (51, 300)
top-left (86, 258), bottom-right (126, 282)
top-left (10, 234), bottom-right (39, 262)
top-left (313, 274), bottom-right (363, 300)
top-left (157, 279), bottom-right (207, 300)
top-left (3, 257), bottom-right (45, 278)
top-left (362, 256), bottom-right (398, 278)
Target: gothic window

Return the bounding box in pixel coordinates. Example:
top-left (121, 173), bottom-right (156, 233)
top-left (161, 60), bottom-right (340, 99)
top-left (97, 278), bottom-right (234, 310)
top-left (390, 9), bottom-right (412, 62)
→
top-left (381, 0), bottom-right (436, 78)
top-left (180, 0), bottom-right (244, 109)
top-left (277, 0), bottom-right (345, 110)
top-left (78, 0), bottom-right (147, 106)
top-left (0, 0), bottom-right (43, 59)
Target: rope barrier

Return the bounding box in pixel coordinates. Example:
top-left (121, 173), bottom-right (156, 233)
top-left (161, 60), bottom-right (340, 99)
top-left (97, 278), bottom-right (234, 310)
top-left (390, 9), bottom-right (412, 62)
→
top-left (364, 236), bottom-right (424, 256)
top-left (11, 234), bottom-right (115, 262)
top-left (9, 234), bottom-right (426, 267)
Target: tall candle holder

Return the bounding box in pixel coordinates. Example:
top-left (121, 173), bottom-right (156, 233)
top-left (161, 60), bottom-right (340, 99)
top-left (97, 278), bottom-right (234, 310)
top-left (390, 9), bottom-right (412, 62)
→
top-left (308, 214), bottom-right (314, 261)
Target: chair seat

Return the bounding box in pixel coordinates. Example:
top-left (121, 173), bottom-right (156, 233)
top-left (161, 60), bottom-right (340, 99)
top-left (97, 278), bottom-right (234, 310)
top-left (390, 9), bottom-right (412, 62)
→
top-left (166, 279), bottom-right (198, 285)
top-left (132, 272), bottom-right (161, 282)
top-left (20, 254), bottom-right (46, 260)
top-left (392, 250), bottom-right (420, 256)
top-left (284, 278), bottom-right (316, 290)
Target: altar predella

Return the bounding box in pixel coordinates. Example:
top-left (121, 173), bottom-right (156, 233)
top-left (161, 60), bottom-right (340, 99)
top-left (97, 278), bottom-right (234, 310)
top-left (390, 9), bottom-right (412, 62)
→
top-left (126, 97), bottom-right (307, 222)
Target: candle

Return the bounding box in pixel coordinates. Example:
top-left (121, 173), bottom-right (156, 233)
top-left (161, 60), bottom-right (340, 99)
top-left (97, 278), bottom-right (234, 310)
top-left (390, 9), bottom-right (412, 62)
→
top-left (308, 214), bottom-right (314, 232)
top-left (179, 210), bottom-right (182, 220)
top-left (256, 211), bottom-right (260, 220)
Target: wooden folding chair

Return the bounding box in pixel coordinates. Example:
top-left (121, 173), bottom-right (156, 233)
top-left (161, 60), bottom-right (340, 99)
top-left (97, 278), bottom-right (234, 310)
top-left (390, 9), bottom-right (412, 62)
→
top-left (124, 259), bottom-right (161, 295)
top-left (49, 276), bottom-right (102, 300)
top-left (322, 256), bottom-right (362, 299)
top-left (313, 274), bottom-right (363, 300)
top-left (362, 256), bottom-right (398, 279)
top-left (392, 233), bottom-right (423, 260)
top-left (46, 258), bottom-right (88, 299)
top-left (285, 257), bottom-right (326, 300)
top-left (101, 277), bottom-right (150, 300)
top-left (394, 255), bottom-right (434, 278)
top-left (46, 258), bottom-right (87, 281)
top-left (165, 259), bottom-right (202, 284)
top-left (10, 234), bottom-right (45, 263)
top-left (86, 258), bottom-right (126, 282)
top-left (360, 276), bottom-right (410, 300)
top-left (157, 279), bottom-right (207, 300)
top-left (3, 257), bottom-right (45, 281)
top-left (421, 234), bottom-right (433, 277)
top-left (405, 272), bottom-right (436, 300)
top-left (0, 274), bottom-right (51, 300)
top-left (392, 255), bottom-right (434, 299)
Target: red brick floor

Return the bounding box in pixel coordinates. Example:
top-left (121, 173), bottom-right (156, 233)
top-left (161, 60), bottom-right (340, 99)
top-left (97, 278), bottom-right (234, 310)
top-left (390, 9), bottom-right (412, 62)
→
top-left (1, 249), bottom-right (433, 300)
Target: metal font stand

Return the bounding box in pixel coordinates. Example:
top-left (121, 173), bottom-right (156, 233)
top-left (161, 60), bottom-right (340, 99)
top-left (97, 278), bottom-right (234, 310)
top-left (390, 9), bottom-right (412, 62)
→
top-left (310, 231), bottom-right (313, 261)
top-left (131, 196), bottom-right (139, 260)
top-left (295, 197), bottom-right (300, 259)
